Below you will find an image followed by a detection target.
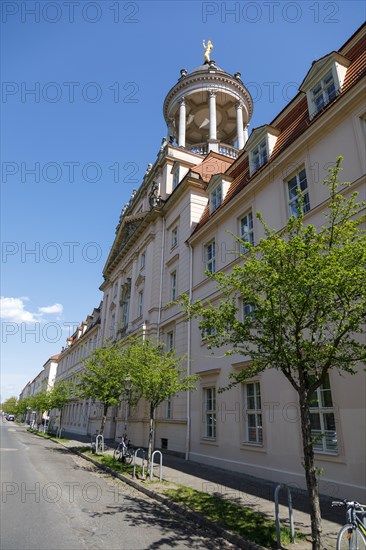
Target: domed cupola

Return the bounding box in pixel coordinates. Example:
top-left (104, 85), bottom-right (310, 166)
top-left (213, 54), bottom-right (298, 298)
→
top-left (163, 40), bottom-right (253, 158)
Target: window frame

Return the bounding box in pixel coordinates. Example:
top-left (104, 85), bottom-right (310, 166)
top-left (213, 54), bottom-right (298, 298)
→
top-left (167, 330), bottom-right (174, 352)
top-left (209, 183), bottom-right (222, 213)
top-left (172, 168), bottom-right (180, 190)
top-left (165, 396), bottom-right (172, 419)
top-left (170, 271), bottom-right (177, 301)
top-left (311, 69), bottom-right (337, 116)
top-left (204, 387), bottom-right (217, 439)
top-left (250, 138), bottom-right (268, 174)
top-left (309, 374), bottom-right (338, 454)
top-left (140, 252), bottom-right (146, 270)
top-left (243, 381), bottom-right (263, 445)
top-left (137, 289), bottom-right (144, 318)
top-left (171, 226), bottom-right (178, 248)
top-left (286, 167), bottom-right (310, 217)
top-left (239, 210), bottom-right (254, 253)
top-left (205, 240), bottom-right (216, 274)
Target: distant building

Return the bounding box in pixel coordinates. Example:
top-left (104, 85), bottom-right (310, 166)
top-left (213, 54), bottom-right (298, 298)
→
top-left (48, 305), bottom-right (102, 436)
top-left (19, 354), bottom-right (59, 425)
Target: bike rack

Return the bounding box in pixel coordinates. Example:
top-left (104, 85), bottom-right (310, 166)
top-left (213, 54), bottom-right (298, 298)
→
top-left (95, 434), bottom-right (104, 453)
top-left (274, 484), bottom-right (295, 548)
top-left (133, 448), bottom-right (146, 479)
top-left (149, 450), bottom-right (163, 481)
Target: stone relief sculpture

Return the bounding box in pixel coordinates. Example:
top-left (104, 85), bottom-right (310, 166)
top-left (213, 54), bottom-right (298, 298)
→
top-left (148, 181), bottom-right (162, 209)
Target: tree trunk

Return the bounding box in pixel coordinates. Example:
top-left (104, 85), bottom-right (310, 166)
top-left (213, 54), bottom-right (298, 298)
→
top-left (147, 403), bottom-right (155, 470)
top-left (299, 389), bottom-right (322, 550)
top-left (59, 408), bottom-right (63, 435)
top-left (99, 404), bottom-right (108, 436)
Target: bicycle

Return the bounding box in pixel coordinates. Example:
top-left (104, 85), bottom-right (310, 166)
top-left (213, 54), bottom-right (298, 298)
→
top-left (332, 500), bottom-right (366, 550)
top-left (113, 434), bottom-right (133, 464)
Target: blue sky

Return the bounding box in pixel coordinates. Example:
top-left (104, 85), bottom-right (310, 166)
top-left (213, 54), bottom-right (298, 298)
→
top-left (1, 0), bottom-right (365, 401)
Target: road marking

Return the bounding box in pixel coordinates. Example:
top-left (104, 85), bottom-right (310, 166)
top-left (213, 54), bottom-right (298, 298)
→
top-left (0, 448), bottom-right (18, 451)
top-left (8, 428), bottom-right (16, 432)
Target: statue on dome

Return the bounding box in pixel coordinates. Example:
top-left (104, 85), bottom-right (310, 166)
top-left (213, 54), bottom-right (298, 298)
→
top-left (203, 40), bottom-right (213, 63)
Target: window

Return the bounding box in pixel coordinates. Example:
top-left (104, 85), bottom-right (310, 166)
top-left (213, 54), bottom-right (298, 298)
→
top-left (204, 388), bottom-right (216, 438)
top-left (210, 184), bottom-right (222, 213)
top-left (137, 290), bottom-right (144, 317)
top-left (205, 241), bottom-right (216, 274)
top-left (172, 169), bottom-right (179, 190)
top-left (171, 226), bottom-right (178, 248)
top-left (244, 382), bottom-right (262, 444)
top-left (167, 331), bottom-right (174, 351)
top-left (165, 396), bottom-right (172, 419)
top-left (170, 271), bottom-right (177, 301)
top-left (287, 168), bottom-right (310, 217)
top-left (309, 374), bottom-right (337, 453)
top-left (311, 71), bottom-right (337, 115)
top-left (140, 252), bottom-right (146, 270)
top-left (121, 295), bottom-right (130, 327)
top-left (251, 139), bottom-right (268, 173)
top-left (113, 282), bottom-right (118, 301)
top-left (202, 324), bottom-right (217, 341)
top-left (240, 211), bottom-right (254, 252)
top-left (110, 313), bottom-right (116, 339)
top-left (242, 302), bottom-right (255, 321)
top-left (120, 282), bottom-right (131, 328)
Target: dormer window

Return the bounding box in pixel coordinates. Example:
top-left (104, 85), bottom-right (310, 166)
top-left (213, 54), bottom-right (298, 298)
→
top-left (210, 183), bottom-right (222, 213)
top-left (251, 139), bottom-right (268, 173)
top-left (245, 126), bottom-right (280, 177)
top-left (207, 174), bottom-right (233, 214)
top-left (311, 70), bottom-right (337, 115)
top-left (300, 52), bottom-right (350, 120)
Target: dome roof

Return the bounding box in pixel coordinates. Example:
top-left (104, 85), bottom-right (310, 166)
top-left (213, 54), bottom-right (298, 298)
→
top-left (188, 62), bottom-right (226, 75)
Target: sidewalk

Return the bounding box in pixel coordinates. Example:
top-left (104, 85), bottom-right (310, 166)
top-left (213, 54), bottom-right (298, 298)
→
top-left (60, 430), bottom-right (342, 549)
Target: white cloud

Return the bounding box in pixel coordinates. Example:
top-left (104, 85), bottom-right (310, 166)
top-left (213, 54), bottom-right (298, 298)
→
top-left (0, 298), bottom-right (64, 324)
top-left (38, 303), bottom-right (63, 314)
top-left (0, 297), bottom-right (41, 323)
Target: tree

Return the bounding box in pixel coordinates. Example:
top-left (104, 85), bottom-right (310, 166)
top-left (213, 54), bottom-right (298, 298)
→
top-left (75, 341), bottom-right (131, 437)
top-left (29, 391), bottom-right (51, 425)
top-left (16, 396), bottom-right (32, 417)
top-left (1, 396), bottom-right (18, 414)
top-left (48, 380), bottom-right (73, 436)
top-left (182, 158), bottom-right (366, 550)
top-left (122, 337), bottom-right (199, 468)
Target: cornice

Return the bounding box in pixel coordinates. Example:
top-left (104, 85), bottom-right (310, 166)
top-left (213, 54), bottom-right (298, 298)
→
top-left (163, 72), bottom-right (253, 121)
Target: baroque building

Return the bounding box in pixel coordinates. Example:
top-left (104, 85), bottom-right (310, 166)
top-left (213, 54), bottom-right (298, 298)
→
top-left (29, 23), bottom-right (365, 500)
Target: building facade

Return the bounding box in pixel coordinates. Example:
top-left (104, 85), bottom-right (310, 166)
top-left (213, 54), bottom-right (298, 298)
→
top-left (19, 354), bottom-right (59, 425)
top-left (20, 24), bottom-right (366, 500)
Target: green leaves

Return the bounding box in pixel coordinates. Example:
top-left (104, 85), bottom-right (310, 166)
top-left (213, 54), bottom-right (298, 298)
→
top-left (121, 337), bottom-right (199, 410)
top-left (75, 340), bottom-right (132, 407)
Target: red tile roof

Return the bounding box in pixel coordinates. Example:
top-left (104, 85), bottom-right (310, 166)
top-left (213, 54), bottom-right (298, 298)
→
top-left (191, 152), bottom-right (234, 183)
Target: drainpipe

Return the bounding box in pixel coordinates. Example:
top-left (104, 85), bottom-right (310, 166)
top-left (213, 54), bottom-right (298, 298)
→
top-left (185, 242), bottom-right (193, 461)
top-left (157, 217), bottom-right (166, 340)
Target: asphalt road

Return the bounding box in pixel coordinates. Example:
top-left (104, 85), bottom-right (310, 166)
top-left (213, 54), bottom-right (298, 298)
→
top-left (0, 420), bottom-right (235, 550)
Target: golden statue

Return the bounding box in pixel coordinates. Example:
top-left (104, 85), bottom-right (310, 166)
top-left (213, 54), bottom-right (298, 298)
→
top-left (203, 40), bottom-right (213, 63)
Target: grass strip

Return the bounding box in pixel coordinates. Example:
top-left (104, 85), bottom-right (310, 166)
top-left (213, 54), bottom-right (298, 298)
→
top-left (164, 486), bottom-right (306, 548)
top-left (27, 428), bottom-right (69, 442)
top-left (82, 451), bottom-right (142, 477)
